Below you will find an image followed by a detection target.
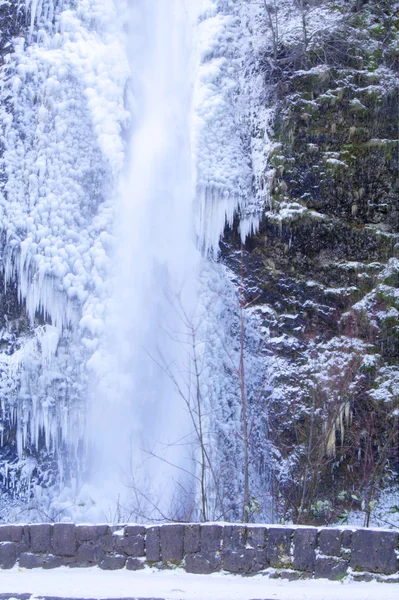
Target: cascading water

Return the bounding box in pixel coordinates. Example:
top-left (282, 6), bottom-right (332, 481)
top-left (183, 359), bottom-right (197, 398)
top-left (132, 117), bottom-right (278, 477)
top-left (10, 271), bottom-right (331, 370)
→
top-left (85, 0), bottom-right (202, 521)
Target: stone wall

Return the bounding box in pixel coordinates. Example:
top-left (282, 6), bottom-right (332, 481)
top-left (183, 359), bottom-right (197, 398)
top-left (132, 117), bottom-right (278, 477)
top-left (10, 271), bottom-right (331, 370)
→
top-left (0, 523), bottom-right (398, 581)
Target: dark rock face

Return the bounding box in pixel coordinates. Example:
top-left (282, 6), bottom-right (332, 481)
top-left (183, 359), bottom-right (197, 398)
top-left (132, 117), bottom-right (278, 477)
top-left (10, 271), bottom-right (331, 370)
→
top-left (0, 3), bottom-right (24, 62)
top-left (222, 0), bottom-right (399, 525)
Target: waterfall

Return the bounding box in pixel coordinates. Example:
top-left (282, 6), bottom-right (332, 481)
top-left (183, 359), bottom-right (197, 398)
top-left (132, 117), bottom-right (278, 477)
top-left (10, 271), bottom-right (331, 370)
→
top-left (85, 0), bottom-right (202, 521)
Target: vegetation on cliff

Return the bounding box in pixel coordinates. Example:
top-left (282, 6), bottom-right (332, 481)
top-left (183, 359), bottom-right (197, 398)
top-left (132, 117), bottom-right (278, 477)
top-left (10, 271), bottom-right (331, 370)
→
top-left (223, 0), bottom-right (399, 526)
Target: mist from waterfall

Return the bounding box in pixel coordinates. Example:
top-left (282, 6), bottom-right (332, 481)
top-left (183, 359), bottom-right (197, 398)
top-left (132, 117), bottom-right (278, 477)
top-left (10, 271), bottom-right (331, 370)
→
top-left (86, 0), bottom-right (202, 521)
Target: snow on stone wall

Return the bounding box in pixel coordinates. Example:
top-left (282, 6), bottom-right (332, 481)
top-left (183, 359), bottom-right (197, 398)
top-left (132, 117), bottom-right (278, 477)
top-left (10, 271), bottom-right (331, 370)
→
top-left (0, 523), bottom-right (398, 581)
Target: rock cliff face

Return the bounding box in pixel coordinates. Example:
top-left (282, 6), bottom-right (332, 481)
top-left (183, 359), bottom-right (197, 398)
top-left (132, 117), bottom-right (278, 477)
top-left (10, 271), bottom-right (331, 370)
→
top-left (223, 0), bottom-right (398, 524)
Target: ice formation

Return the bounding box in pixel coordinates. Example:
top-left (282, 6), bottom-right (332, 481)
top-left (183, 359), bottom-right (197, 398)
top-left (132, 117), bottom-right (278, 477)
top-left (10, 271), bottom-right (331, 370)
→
top-left (0, 0), bottom-right (130, 504)
top-left (0, 0), bottom-right (267, 520)
top-left (193, 0), bottom-right (263, 255)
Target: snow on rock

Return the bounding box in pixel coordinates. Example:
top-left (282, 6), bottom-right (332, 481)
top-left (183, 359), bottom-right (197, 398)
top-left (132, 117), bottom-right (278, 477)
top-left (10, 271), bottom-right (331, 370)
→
top-left (193, 0), bottom-right (266, 255)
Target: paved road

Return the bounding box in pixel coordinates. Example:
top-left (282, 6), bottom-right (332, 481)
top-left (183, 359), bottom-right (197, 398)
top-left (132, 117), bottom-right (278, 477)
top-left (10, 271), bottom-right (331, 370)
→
top-left (0, 596), bottom-right (275, 600)
top-left (0, 596), bottom-right (276, 600)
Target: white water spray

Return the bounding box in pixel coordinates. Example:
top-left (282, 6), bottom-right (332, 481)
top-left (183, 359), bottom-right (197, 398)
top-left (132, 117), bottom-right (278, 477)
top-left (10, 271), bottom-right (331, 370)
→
top-left (86, 0), bottom-right (202, 521)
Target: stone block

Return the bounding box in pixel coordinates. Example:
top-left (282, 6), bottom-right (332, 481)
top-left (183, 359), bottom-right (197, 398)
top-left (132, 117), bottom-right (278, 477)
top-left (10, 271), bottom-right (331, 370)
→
top-left (76, 542), bottom-right (104, 565)
top-left (279, 570), bottom-right (304, 581)
top-left (201, 525), bottom-right (222, 552)
top-left (247, 526), bottom-right (267, 548)
top-left (222, 525), bottom-right (245, 550)
top-left (125, 525), bottom-right (145, 536)
top-left (19, 553), bottom-right (43, 569)
top-left (185, 551), bottom-right (221, 574)
top-left (341, 529), bottom-right (352, 548)
top-left (99, 555), bottom-right (126, 570)
top-left (267, 528), bottom-right (293, 568)
top-left (99, 533), bottom-right (114, 552)
top-left (315, 556), bottom-right (348, 580)
top-left (30, 524), bottom-right (52, 553)
top-left (146, 527), bottom-right (160, 562)
top-left (51, 523), bottom-right (76, 556)
top-left (160, 525), bottom-right (184, 563)
top-left (76, 525), bottom-right (99, 541)
top-left (42, 554), bottom-right (65, 569)
top-left (115, 533), bottom-right (145, 557)
top-left (253, 548), bottom-right (268, 571)
top-left (0, 525), bottom-right (23, 543)
top-left (222, 548), bottom-right (256, 574)
top-left (0, 542), bottom-right (17, 569)
top-left (95, 525), bottom-right (110, 536)
top-left (350, 530), bottom-right (399, 574)
top-left (292, 528), bottom-right (317, 571)
top-left (318, 529), bottom-right (342, 557)
top-left (184, 525), bottom-right (200, 553)
top-left (126, 557), bottom-right (145, 570)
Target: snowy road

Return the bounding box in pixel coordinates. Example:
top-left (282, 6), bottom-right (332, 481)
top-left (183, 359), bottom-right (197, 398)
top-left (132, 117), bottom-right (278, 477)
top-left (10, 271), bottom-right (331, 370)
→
top-left (0, 567), bottom-right (397, 600)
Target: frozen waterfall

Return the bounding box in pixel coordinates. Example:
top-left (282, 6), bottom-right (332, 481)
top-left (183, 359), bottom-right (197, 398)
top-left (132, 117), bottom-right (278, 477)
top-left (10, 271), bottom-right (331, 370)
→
top-left (0, 0), bottom-right (265, 522)
top-left (85, 0), bottom-right (202, 521)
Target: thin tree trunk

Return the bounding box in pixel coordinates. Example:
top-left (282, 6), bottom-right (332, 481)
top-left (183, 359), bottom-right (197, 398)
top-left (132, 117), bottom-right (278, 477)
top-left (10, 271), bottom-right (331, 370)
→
top-left (239, 245), bottom-right (250, 522)
top-left (191, 326), bottom-right (207, 522)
